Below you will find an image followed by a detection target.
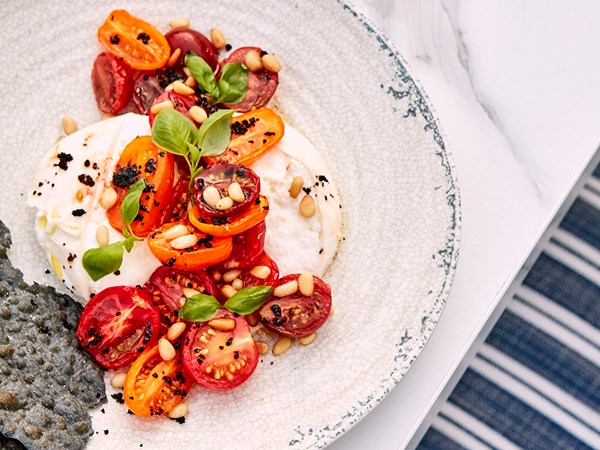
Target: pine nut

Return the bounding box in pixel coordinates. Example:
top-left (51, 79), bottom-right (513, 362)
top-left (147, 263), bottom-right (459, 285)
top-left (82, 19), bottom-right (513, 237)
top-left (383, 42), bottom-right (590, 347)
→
top-left (220, 284), bottom-right (237, 299)
top-left (289, 175), bottom-right (303, 198)
top-left (167, 48), bottom-right (182, 68)
top-left (216, 196), bottom-right (234, 210)
top-left (169, 234), bottom-right (197, 249)
top-left (274, 280), bottom-right (298, 297)
top-left (185, 75), bottom-right (198, 88)
top-left (244, 50), bottom-right (263, 72)
top-left (173, 80), bottom-right (195, 95)
top-left (210, 28), bottom-right (227, 50)
top-left (298, 332), bottom-right (316, 345)
top-left (167, 322), bottom-right (186, 341)
top-left (110, 372), bottom-right (127, 389)
top-left (232, 278), bottom-right (244, 290)
top-left (100, 186), bottom-right (118, 209)
top-left (211, 270), bottom-right (222, 282)
top-left (75, 187), bottom-right (86, 202)
top-left (167, 402), bottom-right (189, 419)
top-left (298, 272), bottom-right (314, 297)
top-left (272, 337), bottom-right (292, 355)
top-left (150, 99), bottom-right (174, 115)
top-left (169, 17), bottom-right (190, 29)
top-left (227, 182), bottom-right (245, 203)
top-left (255, 340), bottom-right (269, 355)
top-left (162, 224), bottom-right (189, 241)
top-left (182, 287), bottom-right (200, 298)
top-left (189, 106), bottom-right (207, 124)
top-left (245, 311), bottom-right (260, 327)
top-left (222, 270), bottom-right (242, 283)
top-left (250, 265), bottom-right (271, 279)
top-left (299, 194), bottom-right (316, 218)
top-left (329, 305), bottom-right (334, 317)
top-left (62, 115), bottom-right (77, 135)
top-left (208, 317), bottom-right (236, 332)
top-left (261, 54), bottom-right (281, 72)
top-left (95, 225), bottom-right (109, 247)
top-left (158, 338), bottom-right (176, 361)
top-left (202, 186), bottom-right (221, 208)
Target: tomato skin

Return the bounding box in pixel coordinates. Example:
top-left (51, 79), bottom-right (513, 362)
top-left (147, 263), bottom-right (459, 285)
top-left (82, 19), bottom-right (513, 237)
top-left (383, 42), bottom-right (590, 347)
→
top-left (165, 28), bottom-right (219, 71)
top-left (76, 286), bottom-right (161, 369)
top-left (182, 310), bottom-right (258, 390)
top-left (148, 221), bottom-right (232, 270)
top-left (91, 52), bottom-right (133, 114)
top-left (98, 9), bottom-right (170, 70)
top-left (143, 266), bottom-right (217, 330)
top-left (216, 221), bottom-right (266, 270)
top-left (204, 108), bottom-right (284, 167)
top-left (107, 136), bottom-right (175, 237)
top-left (218, 47), bottom-right (279, 112)
top-left (158, 176), bottom-right (191, 225)
top-left (259, 274), bottom-right (332, 337)
top-left (189, 195), bottom-right (270, 237)
top-left (124, 340), bottom-right (193, 417)
top-left (193, 163), bottom-right (261, 219)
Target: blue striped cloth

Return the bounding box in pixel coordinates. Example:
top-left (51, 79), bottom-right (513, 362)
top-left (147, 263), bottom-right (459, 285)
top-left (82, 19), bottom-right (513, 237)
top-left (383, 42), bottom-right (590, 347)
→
top-left (417, 161), bottom-right (600, 450)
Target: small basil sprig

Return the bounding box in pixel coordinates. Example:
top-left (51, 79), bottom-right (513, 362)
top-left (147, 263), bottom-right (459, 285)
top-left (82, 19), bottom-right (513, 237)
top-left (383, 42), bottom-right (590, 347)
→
top-left (185, 52), bottom-right (248, 105)
top-left (178, 286), bottom-right (274, 322)
top-left (82, 179), bottom-right (146, 281)
top-left (152, 108), bottom-right (234, 192)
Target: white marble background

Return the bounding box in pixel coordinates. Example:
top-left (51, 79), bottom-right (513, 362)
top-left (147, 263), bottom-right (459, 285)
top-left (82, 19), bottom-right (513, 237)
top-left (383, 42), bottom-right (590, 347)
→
top-left (330, 1), bottom-right (600, 448)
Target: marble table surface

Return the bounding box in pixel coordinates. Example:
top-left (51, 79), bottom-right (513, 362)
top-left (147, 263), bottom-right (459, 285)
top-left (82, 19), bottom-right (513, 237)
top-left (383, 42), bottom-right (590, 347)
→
top-left (330, 1), bottom-right (600, 448)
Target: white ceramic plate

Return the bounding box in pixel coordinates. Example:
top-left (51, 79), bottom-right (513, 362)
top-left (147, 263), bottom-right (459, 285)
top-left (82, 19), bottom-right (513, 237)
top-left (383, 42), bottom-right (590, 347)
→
top-left (0, 1), bottom-right (460, 449)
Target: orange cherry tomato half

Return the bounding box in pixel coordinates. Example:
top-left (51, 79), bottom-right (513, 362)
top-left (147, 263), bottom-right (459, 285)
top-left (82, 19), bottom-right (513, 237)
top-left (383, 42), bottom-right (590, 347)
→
top-left (124, 339), bottom-right (193, 417)
top-left (98, 9), bottom-right (170, 70)
top-left (189, 195), bottom-right (270, 237)
top-left (203, 108), bottom-right (284, 167)
top-left (107, 135), bottom-right (175, 237)
top-left (148, 221), bottom-right (232, 270)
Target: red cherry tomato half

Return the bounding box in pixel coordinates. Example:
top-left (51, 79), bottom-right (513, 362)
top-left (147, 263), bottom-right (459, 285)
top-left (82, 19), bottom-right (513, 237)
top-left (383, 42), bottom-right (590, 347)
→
top-left (143, 266), bottom-right (217, 330)
top-left (182, 310), bottom-right (258, 390)
top-left (124, 339), bottom-right (193, 417)
top-left (216, 220), bottom-right (266, 270)
top-left (91, 52), bottom-right (133, 114)
top-left (148, 90), bottom-right (199, 126)
top-left (76, 286), bottom-right (161, 369)
top-left (165, 28), bottom-right (219, 71)
top-left (158, 176), bottom-right (191, 225)
top-left (219, 47), bottom-right (279, 112)
top-left (193, 163), bottom-right (261, 218)
top-left (132, 68), bottom-right (185, 114)
top-left (259, 274), bottom-right (332, 337)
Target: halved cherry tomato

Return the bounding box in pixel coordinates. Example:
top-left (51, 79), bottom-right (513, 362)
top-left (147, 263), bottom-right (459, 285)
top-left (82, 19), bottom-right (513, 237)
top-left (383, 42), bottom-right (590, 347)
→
top-left (158, 176), bottom-right (190, 224)
top-left (148, 221), bottom-right (232, 270)
top-left (76, 286), bottom-right (161, 369)
top-left (189, 195), bottom-right (269, 237)
top-left (98, 9), bottom-right (170, 70)
top-left (143, 266), bottom-right (217, 330)
top-left (259, 274), bottom-right (332, 337)
top-left (193, 163), bottom-right (260, 218)
top-left (165, 28), bottom-right (219, 71)
top-left (204, 108), bottom-right (284, 167)
top-left (182, 310), bottom-right (258, 390)
top-left (91, 52), bottom-right (133, 114)
top-left (132, 68), bottom-right (184, 114)
top-left (148, 91), bottom-right (199, 126)
top-left (218, 47), bottom-right (279, 112)
top-left (107, 136), bottom-right (175, 237)
top-left (124, 339), bottom-right (193, 417)
top-left (216, 221), bottom-right (266, 270)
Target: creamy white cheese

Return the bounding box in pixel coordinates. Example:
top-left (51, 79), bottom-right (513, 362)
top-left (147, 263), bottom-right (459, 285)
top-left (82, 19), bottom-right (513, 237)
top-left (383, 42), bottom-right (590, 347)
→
top-left (27, 113), bottom-right (161, 303)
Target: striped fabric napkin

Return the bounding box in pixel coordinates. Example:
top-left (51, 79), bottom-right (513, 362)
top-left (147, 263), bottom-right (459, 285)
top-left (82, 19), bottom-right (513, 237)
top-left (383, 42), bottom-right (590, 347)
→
top-left (417, 162), bottom-right (600, 449)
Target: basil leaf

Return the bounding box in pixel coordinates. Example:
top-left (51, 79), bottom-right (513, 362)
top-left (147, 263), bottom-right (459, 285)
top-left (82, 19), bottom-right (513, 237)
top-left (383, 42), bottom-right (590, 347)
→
top-left (120, 178), bottom-right (146, 228)
top-left (123, 236), bottom-right (135, 253)
top-left (178, 294), bottom-right (221, 322)
top-left (82, 241), bottom-right (125, 281)
top-left (224, 286), bottom-right (274, 315)
top-left (216, 63), bottom-right (248, 104)
top-left (185, 52), bottom-right (218, 96)
top-left (151, 109), bottom-right (198, 156)
top-left (187, 142), bottom-right (201, 167)
top-left (198, 109), bottom-right (235, 157)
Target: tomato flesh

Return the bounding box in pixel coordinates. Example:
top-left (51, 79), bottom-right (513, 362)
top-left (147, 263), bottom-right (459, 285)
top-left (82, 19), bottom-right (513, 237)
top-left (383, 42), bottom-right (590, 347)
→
top-left (124, 340), bottom-right (193, 417)
top-left (259, 274), bottom-right (332, 337)
top-left (182, 310), bottom-right (258, 390)
top-left (76, 286), bottom-right (161, 369)
top-left (91, 52), bottom-right (133, 114)
top-left (216, 221), bottom-right (266, 270)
